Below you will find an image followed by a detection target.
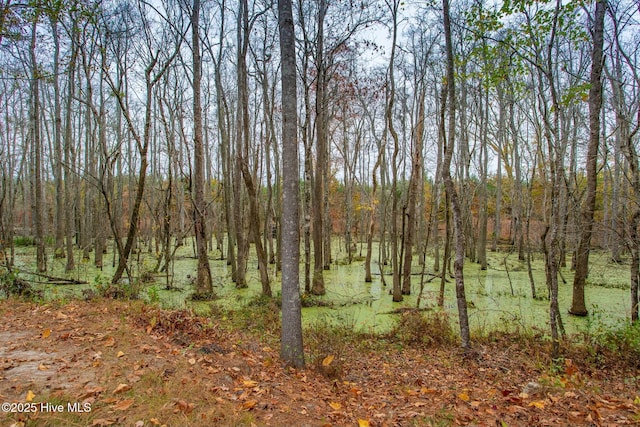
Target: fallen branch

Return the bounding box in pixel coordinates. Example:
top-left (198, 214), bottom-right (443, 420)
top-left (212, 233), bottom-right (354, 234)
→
top-left (21, 270), bottom-right (88, 285)
top-left (382, 307), bottom-right (433, 315)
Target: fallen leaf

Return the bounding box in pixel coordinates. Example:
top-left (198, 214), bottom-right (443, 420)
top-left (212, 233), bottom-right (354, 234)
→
top-left (92, 419), bottom-right (115, 427)
top-left (242, 379), bottom-right (258, 387)
top-left (42, 328), bottom-right (51, 339)
top-left (112, 399), bottom-right (134, 411)
top-left (117, 351), bottom-right (125, 358)
top-left (565, 359), bottom-right (578, 376)
top-left (38, 364), bottom-right (49, 371)
top-left (357, 419), bottom-right (370, 427)
top-left (329, 401), bottom-right (342, 410)
top-left (188, 358), bottom-right (196, 365)
top-left (175, 399), bottom-right (194, 414)
top-left (104, 336), bottom-right (115, 347)
top-left (458, 392), bottom-right (470, 402)
top-left (528, 400), bottom-right (545, 409)
top-left (113, 384), bottom-right (131, 394)
top-left (149, 419), bottom-right (161, 426)
top-left (134, 422), bottom-right (144, 427)
top-left (242, 400), bottom-right (258, 410)
top-left (26, 390), bottom-right (36, 402)
top-left (322, 355), bottom-right (335, 366)
top-left (79, 386), bottom-right (105, 400)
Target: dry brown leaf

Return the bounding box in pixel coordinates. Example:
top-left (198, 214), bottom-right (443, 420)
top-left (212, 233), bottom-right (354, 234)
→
top-left (188, 358), bottom-right (196, 365)
top-left (42, 328), bottom-right (51, 339)
top-left (242, 400), bottom-right (258, 410)
top-left (26, 390), bottom-right (36, 402)
top-left (149, 418), bottom-right (161, 426)
top-left (242, 379), bottom-right (258, 388)
top-left (116, 351), bottom-right (125, 358)
top-left (104, 336), bottom-right (115, 347)
top-left (357, 419), bottom-right (370, 427)
top-left (528, 400), bottom-right (545, 409)
top-left (112, 383), bottom-right (130, 394)
top-left (38, 364), bottom-right (48, 371)
top-left (329, 401), bottom-right (342, 410)
top-left (78, 386), bottom-right (105, 400)
top-left (92, 419), bottom-right (115, 426)
top-left (458, 392), bottom-right (470, 402)
top-left (175, 399), bottom-right (194, 414)
top-left (112, 399), bottom-right (134, 411)
top-left (322, 355), bottom-right (335, 366)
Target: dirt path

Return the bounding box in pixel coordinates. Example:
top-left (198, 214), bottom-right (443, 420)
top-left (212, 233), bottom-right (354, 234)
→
top-left (0, 300), bottom-right (638, 426)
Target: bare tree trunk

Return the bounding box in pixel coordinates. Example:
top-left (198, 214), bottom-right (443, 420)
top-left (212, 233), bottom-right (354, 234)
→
top-left (107, 25), bottom-right (181, 285)
top-left (386, 0), bottom-right (402, 303)
top-left (570, 0), bottom-right (605, 317)
top-left (402, 89), bottom-right (425, 295)
top-left (192, 0), bottom-right (214, 296)
top-left (49, 12), bottom-right (65, 259)
top-left (233, 0), bottom-right (250, 289)
top-left (63, 15), bottom-right (78, 272)
top-left (477, 84), bottom-right (489, 270)
top-left (442, 0), bottom-right (470, 350)
top-left (30, 16), bottom-right (46, 273)
top-left (311, 0), bottom-right (327, 295)
top-left (278, 0), bottom-right (304, 367)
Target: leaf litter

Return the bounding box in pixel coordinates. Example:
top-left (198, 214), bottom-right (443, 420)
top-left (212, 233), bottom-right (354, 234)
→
top-left (0, 299), bottom-right (637, 426)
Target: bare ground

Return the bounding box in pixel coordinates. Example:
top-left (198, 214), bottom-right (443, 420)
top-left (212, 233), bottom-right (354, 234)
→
top-left (0, 299), bottom-right (638, 427)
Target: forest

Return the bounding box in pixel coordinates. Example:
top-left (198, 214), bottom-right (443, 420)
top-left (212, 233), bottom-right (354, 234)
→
top-left (1, 0), bottom-right (640, 425)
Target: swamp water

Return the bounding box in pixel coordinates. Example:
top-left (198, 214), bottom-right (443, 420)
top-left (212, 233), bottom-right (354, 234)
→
top-left (8, 242), bottom-right (633, 336)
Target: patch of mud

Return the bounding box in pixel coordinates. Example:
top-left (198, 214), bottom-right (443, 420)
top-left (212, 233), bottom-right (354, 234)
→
top-left (0, 330), bottom-right (95, 400)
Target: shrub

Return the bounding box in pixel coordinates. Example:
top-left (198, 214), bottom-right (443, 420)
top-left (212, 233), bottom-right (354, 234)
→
top-left (390, 310), bottom-right (457, 348)
top-left (232, 294), bottom-right (281, 335)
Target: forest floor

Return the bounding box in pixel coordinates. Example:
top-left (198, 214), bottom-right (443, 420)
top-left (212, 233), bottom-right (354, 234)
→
top-left (0, 299), bottom-right (638, 427)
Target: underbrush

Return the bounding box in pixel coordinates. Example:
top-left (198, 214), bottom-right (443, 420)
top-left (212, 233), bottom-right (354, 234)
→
top-left (0, 269), bottom-right (43, 300)
top-left (575, 321), bottom-right (640, 371)
top-left (5, 278), bottom-right (640, 377)
top-left (388, 310), bottom-right (457, 348)
top-left (304, 318), bottom-right (369, 378)
top-left (230, 294), bottom-right (281, 336)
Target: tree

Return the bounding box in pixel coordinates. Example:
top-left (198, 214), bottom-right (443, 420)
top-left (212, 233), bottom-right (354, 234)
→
top-left (106, 1), bottom-right (183, 285)
top-left (386, 0), bottom-right (402, 303)
top-left (310, 0), bottom-right (328, 296)
top-left (278, 0), bottom-right (304, 368)
top-left (192, 0), bottom-right (214, 297)
top-left (442, 0), bottom-right (471, 350)
top-left (29, 10), bottom-right (46, 273)
top-left (569, 0), bottom-right (606, 317)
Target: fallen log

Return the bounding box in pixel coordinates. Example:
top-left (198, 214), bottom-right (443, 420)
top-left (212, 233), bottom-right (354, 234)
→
top-left (21, 270), bottom-right (88, 285)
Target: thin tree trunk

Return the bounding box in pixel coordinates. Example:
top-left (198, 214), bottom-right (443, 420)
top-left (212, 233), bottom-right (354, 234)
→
top-left (192, 0), bottom-right (213, 296)
top-left (442, 0), bottom-right (470, 350)
top-left (311, 0), bottom-right (327, 295)
top-left (30, 16), bottom-right (46, 273)
top-left (570, 0), bottom-right (606, 317)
